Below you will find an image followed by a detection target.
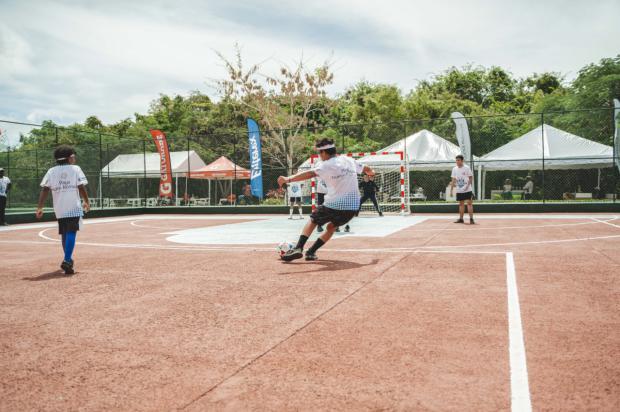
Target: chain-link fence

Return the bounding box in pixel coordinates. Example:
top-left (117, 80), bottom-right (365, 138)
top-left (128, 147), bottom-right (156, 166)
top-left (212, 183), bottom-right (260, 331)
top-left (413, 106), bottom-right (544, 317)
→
top-left (1, 107), bottom-right (618, 212)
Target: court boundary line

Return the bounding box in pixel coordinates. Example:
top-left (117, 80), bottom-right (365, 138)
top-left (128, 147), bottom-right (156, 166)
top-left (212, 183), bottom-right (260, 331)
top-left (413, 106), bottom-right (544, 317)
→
top-left (506, 252), bottom-right (532, 412)
top-left (591, 217), bottom-right (620, 229)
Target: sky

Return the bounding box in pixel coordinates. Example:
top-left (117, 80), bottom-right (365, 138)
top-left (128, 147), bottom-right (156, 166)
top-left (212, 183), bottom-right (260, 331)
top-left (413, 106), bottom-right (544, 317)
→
top-left (1, 0), bottom-right (619, 145)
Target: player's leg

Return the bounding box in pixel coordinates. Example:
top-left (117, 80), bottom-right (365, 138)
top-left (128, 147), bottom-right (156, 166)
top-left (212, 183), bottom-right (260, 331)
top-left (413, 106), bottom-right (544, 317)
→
top-left (317, 194), bottom-right (325, 232)
top-left (282, 213), bottom-right (319, 261)
top-left (297, 199), bottom-right (303, 218)
top-left (467, 196), bottom-right (475, 224)
top-left (0, 196), bottom-right (6, 224)
top-left (455, 198), bottom-right (465, 223)
top-left (370, 193), bottom-right (383, 216)
top-left (358, 193), bottom-right (369, 212)
top-left (305, 210), bottom-right (355, 260)
top-left (288, 197), bottom-right (294, 219)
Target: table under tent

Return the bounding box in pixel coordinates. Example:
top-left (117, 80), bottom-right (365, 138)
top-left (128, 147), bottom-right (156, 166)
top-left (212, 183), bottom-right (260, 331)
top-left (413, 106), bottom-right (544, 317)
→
top-left (99, 151), bottom-right (207, 207)
top-left (478, 124), bottom-right (615, 200)
top-left (187, 156), bottom-right (251, 205)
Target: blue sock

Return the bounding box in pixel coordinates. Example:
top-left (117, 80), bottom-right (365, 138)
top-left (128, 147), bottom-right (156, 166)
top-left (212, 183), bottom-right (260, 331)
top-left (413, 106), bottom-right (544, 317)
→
top-left (61, 233), bottom-right (67, 253)
top-left (64, 231), bottom-right (76, 262)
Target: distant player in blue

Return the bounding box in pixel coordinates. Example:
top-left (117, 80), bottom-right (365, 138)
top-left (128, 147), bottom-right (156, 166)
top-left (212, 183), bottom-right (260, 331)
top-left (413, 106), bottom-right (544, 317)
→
top-left (36, 146), bottom-right (90, 274)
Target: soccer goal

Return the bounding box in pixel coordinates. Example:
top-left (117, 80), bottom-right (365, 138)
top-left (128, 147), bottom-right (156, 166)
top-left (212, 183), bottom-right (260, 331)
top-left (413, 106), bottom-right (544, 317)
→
top-left (309, 151), bottom-right (410, 215)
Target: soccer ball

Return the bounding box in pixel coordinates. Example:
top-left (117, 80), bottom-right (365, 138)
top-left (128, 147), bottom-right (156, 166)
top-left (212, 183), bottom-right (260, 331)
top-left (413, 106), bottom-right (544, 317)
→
top-left (277, 241), bottom-right (294, 258)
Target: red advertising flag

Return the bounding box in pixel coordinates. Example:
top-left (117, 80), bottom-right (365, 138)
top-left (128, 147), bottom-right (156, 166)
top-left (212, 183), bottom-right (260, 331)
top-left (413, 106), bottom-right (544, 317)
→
top-left (149, 130), bottom-right (174, 198)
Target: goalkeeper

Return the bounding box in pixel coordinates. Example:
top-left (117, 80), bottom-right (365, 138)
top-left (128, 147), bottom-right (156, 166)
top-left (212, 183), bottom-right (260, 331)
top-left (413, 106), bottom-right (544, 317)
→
top-left (358, 174), bottom-right (383, 216)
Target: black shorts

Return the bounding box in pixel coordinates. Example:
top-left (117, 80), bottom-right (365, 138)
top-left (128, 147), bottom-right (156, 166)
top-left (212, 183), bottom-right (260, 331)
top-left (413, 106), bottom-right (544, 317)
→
top-left (316, 193), bottom-right (325, 206)
top-left (58, 217), bottom-right (81, 234)
top-left (311, 206), bottom-right (356, 227)
top-left (456, 191), bottom-right (474, 201)
top-left (289, 197), bottom-right (302, 204)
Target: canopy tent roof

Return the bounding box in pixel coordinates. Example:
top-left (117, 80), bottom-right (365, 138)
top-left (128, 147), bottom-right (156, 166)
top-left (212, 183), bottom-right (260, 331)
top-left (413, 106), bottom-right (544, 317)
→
top-left (101, 151), bottom-right (207, 178)
top-left (298, 129), bottom-right (469, 171)
top-left (479, 124), bottom-right (614, 170)
top-left (188, 156), bottom-right (251, 180)
top-left (359, 129), bottom-right (472, 170)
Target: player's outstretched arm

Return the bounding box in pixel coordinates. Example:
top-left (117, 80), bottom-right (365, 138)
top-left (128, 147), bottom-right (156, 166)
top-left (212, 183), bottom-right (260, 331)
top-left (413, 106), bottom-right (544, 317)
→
top-left (36, 187), bottom-right (50, 219)
top-left (278, 171), bottom-right (316, 187)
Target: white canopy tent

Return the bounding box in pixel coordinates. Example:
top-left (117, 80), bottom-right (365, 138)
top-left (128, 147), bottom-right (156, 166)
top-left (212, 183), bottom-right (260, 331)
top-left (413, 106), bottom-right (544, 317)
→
top-left (100, 151), bottom-right (207, 199)
top-left (477, 124), bottom-right (614, 198)
top-left (358, 129), bottom-right (470, 170)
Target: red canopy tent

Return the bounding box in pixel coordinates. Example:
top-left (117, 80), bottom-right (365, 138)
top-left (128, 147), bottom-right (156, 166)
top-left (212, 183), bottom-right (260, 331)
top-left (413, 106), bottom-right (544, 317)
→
top-left (187, 156), bottom-right (250, 204)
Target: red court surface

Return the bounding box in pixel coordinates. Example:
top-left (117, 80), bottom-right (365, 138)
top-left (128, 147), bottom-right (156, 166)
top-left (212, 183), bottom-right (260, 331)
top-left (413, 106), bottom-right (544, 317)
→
top-left (1, 213), bottom-right (619, 411)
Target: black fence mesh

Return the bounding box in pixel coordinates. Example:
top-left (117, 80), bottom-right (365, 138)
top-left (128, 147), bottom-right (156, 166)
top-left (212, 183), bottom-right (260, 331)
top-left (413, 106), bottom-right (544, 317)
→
top-left (1, 107), bottom-right (618, 212)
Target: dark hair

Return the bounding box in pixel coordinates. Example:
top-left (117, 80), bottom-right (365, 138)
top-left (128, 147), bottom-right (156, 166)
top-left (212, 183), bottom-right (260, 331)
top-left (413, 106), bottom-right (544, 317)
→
top-left (54, 145), bottom-right (76, 164)
top-left (315, 138), bottom-right (337, 155)
top-left (455, 154), bottom-right (464, 161)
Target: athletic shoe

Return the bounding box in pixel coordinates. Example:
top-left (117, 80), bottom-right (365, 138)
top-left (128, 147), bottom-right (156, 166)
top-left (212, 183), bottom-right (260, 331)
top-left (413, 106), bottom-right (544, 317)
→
top-left (281, 248), bottom-right (304, 262)
top-left (344, 225), bottom-right (350, 233)
top-left (299, 216), bottom-right (304, 219)
top-left (317, 225), bottom-right (324, 233)
top-left (379, 212), bottom-right (384, 217)
top-left (60, 260), bottom-right (75, 275)
top-left (288, 216), bottom-right (293, 220)
top-left (335, 227), bottom-right (340, 232)
top-left (454, 219), bottom-right (465, 224)
top-left (470, 218), bottom-right (475, 225)
top-left (305, 252), bottom-right (318, 261)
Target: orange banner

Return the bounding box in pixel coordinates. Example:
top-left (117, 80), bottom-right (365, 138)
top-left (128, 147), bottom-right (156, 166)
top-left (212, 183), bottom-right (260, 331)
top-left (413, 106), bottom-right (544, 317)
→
top-left (149, 130), bottom-right (174, 198)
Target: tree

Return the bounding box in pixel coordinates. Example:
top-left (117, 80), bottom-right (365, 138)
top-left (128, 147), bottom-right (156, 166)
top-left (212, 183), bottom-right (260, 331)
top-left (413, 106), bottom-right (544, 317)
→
top-left (216, 46), bottom-right (335, 171)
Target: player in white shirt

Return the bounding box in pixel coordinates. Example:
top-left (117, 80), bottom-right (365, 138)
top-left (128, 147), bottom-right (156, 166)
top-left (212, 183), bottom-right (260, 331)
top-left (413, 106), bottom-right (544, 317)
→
top-left (0, 168), bottom-right (11, 226)
top-left (313, 161), bottom-right (345, 233)
top-left (36, 146), bottom-right (90, 274)
top-left (450, 154), bottom-right (475, 224)
top-left (286, 178), bottom-right (304, 219)
top-left (278, 138), bottom-right (375, 261)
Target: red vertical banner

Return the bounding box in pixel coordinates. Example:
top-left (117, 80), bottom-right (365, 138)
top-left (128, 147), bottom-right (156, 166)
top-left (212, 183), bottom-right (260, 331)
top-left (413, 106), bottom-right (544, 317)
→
top-left (149, 130), bottom-right (174, 198)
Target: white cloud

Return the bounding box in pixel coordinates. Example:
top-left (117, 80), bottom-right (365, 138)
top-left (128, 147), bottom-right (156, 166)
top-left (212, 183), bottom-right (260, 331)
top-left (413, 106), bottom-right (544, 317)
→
top-left (1, 0), bottom-right (619, 146)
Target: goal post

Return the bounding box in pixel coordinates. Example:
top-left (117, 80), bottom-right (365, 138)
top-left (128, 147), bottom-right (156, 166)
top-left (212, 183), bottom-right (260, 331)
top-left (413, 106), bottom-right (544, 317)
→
top-left (308, 151), bottom-right (410, 215)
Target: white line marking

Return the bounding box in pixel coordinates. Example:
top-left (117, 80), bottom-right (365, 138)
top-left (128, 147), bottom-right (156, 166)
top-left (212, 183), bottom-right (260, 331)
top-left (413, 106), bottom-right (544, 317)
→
top-left (591, 217), bottom-right (620, 229)
top-left (506, 252), bottom-right (532, 412)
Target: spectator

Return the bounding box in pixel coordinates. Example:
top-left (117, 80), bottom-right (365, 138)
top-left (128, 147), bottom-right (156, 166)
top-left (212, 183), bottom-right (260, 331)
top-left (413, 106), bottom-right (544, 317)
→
top-left (502, 179), bottom-right (513, 200)
top-left (0, 167), bottom-right (11, 226)
top-left (522, 176), bottom-right (534, 200)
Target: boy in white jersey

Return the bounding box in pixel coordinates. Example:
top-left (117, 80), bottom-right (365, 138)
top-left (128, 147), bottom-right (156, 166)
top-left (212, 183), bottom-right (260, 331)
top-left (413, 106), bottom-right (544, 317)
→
top-left (450, 154), bottom-right (475, 224)
top-left (36, 146), bottom-right (90, 274)
top-left (278, 138), bottom-right (374, 261)
top-left (286, 176), bottom-right (304, 219)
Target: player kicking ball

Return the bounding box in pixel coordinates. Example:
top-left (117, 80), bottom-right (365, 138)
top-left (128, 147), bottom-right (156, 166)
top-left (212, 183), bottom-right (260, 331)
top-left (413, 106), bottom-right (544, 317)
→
top-left (278, 138), bottom-right (374, 261)
top-left (36, 145), bottom-right (90, 274)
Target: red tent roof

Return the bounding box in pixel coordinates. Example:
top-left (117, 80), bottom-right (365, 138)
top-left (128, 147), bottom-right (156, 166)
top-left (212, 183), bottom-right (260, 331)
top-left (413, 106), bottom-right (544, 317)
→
top-left (187, 156), bottom-right (251, 180)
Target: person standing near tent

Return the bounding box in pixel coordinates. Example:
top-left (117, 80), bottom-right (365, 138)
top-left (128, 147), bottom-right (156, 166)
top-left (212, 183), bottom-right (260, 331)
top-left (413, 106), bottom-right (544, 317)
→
top-left (35, 145), bottom-right (90, 275)
top-left (450, 155), bottom-right (475, 224)
top-left (0, 168), bottom-right (11, 226)
top-left (286, 176), bottom-right (304, 219)
top-left (522, 176), bottom-right (534, 200)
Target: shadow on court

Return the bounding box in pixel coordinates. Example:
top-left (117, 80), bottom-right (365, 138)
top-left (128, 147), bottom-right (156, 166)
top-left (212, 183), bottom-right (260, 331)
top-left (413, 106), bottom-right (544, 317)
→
top-left (279, 258), bottom-right (379, 275)
top-left (23, 270), bottom-right (73, 281)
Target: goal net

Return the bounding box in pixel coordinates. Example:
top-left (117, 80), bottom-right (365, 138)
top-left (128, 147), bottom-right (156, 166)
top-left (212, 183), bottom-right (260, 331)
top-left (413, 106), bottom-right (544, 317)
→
top-left (308, 151), bottom-right (410, 215)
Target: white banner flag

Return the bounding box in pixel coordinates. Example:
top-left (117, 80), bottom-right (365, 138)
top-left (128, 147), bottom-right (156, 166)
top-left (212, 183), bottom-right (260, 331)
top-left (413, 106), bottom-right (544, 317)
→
top-left (451, 112), bottom-right (471, 162)
top-left (614, 98), bottom-right (620, 172)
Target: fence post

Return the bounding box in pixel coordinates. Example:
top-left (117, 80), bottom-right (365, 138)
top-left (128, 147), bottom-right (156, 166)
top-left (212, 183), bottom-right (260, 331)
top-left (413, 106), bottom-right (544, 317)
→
top-left (612, 107), bottom-right (618, 203)
top-left (98, 131), bottom-right (102, 208)
top-left (541, 113), bottom-right (545, 204)
top-left (187, 136), bottom-right (191, 206)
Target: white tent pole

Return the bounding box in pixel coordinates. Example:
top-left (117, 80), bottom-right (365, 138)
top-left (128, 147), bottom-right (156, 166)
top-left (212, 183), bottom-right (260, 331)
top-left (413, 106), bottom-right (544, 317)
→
top-left (98, 173), bottom-right (102, 207)
top-left (136, 178), bottom-right (139, 199)
top-left (175, 173), bottom-right (178, 205)
top-left (482, 169), bottom-right (487, 200)
top-left (477, 165), bottom-right (482, 200)
top-left (208, 179), bottom-right (211, 206)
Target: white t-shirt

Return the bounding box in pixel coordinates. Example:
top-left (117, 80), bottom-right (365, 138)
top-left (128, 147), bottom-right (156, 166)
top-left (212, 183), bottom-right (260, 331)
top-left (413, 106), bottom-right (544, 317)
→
top-left (313, 160), bottom-right (328, 194)
top-left (314, 155), bottom-right (364, 210)
top-left (40, 165), bottom-right (88, 219)
top-left (451, 164), bottom-right (474, 194)
top-left (0, 176), bottom-right (11, 197)
top-left (523, 181), bottom-right (534, 194)
top-left (288, 181), bottom-right (303, 198)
